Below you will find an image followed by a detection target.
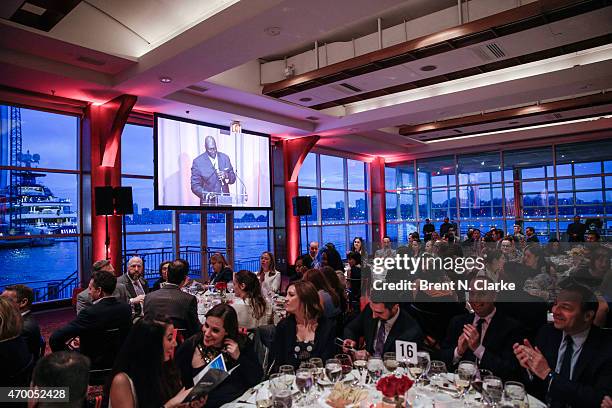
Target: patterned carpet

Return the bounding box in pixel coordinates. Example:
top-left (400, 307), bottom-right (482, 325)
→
top-left (35, 306), bottom-right (76, 356)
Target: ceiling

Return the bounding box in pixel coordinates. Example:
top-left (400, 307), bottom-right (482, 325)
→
top-left (0, 0), bottom-right (611, 161)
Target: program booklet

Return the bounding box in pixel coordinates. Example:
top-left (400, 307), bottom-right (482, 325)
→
top-left (183, 354), bottom-right (230, 403)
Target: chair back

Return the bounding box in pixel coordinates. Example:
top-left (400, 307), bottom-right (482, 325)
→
top-left (87, 328), bottom-right (123, 386)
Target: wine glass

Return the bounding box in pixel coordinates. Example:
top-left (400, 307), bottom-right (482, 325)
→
top-left (334, 354), bottom-right (353, 380)
top-left (307, 358), bottom-right (324, 394)
top-left (502, 381), bottom-right (526, 407)
top-left (279, 365), bottom-right (295, 389)
top-left (483, 375), bottom-right (503, 406)
top-left (454, 367), bottom-right (473, 402)
top-left (325, 358), bottom-right (342, 384)
top-left (366, 357), bottom-right (384, 384)
top-left (429, 360), bottom-right (447, 376)
top-left (411, 351), bottom-right (430, 386)
top-left (295, 368), bottom-right (314, 406)
top-left (352, 355), bottom-right (367, 386)
top-left (383, 352), bottom-right (398, 374)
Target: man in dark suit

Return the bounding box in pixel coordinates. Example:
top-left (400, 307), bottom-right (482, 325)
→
top-left (2, 284), bottom-right (44, 361)
top-left (422, 219), bottom-right (435, 242)
top-left (343, 302), bottom-right (423, 357)
top-left (513, 281), bottom-right (612, 407)
top-left (525, 226), bottom-right (540, 243)
top-left (50, 270), bottom-right (132, 368)
top-left (440, 278), bottom-right (523, 380)
top-left (144, 259), bottom-right (201, 338)
top-left (117, 256), bottom-right (149, 315)
top-left (439, 217), bottom-right (452, 237)
top-left (566, 215), bottom-right (587, 242)
top-left (190, 136), bottom-right (236, 205)
top-left (76, 259), bottom-right (129, 315)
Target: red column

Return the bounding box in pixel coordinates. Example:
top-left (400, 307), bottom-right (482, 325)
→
top-left (282, 136), bottom-right (319, 264)
top-left (84, 95), bottom-right (137, 274)
top-left (370, 157), bottom-right (386, 247)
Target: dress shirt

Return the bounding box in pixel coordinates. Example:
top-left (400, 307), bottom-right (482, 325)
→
top-left (208, 154), bottom-right (218, 170)
top-left (130, 277), bottom-right (146, 296)
top-left (374, 308), bottom-right (400, 352)
top-left (454, 308), bottom-right (496, 362)
top-left (555, 327), bottom-right (590, 381)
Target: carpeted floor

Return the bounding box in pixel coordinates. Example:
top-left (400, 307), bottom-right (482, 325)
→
top-left (35, 306), bottom-right (76, 356)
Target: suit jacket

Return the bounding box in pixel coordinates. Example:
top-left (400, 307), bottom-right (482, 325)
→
top-left (439, 311), bottom-right (523, 380)
top-left (526, 235), bottom-right (540, 243)
top-left (21, 312), bottom-right (43, 361)
top-left (190, 152), bottom-right (236, 203)
top-left (211, 267), bottom-right (233, 284)
top-left (175, 333), bottom-right (262, 408)
top-left (344, 304), bottom-right (424, 355)
top-left (566, 222), bottom-right (587, 242)
top-left (49, 297), bottom-right (132, 368)
top-left (116, 274), bottom-right (149, 315)
top-left (143, 284), bottom-right (201, 338)
top-left (75, 283), bottom-right (130, 315)
top-left (272, 315), bottom-right (337, 369)
top-left (527, 324), bottom-right (612, 408)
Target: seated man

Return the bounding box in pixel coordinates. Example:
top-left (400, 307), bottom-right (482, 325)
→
top-left (143, 259), bottom-right (201, 338)
top-left (439, 277), bottom-right (523, 380)
top-left (50, 270), bottom-right (132, 368)
top-left (29, 351), bottom-right (90, 408)
top-left (1, 283), bottom-right (44, 361)
top-left (117, 256), bottom-right (149, 315)
top-left (343, 302), bottom-right (423, 357)
top-left (76, 259), bottom-right (129, 315)
top-left (513, 280), bottom-right (612, 407)
top-left (374, 236), bottom-right (396, 259)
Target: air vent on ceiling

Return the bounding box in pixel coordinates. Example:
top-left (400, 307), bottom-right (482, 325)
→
top-left (551, 112), bottom-right (563, 119)
top-left (76, 55), bottom-right (105, 66)
top-left (453, 129), bottom-right (463, 134)
top-left (186, 85), bottom-right (208, 93)
top-left (472, 42), bottom-right (507, 62)
top-left (331, 82), bottom-right (363, 94)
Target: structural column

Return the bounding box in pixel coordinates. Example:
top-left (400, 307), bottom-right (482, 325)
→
top-left (282, 136), bottom-right (319, 264)
top-left (369, 156), bottom-right (386, 249)
top-left (84, 95), bottom-right (137, 275)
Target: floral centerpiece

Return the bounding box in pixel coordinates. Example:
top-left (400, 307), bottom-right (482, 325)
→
top-left (376, 375), bottom-right (413, 407)
top-left (215, 281), bottom-right (228, 301)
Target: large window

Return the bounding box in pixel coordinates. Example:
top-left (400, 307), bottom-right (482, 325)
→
top-left (298, 154), bottom-right (369, 256)
top-left (0, 105), bottom-right (80, 302)
top-left (384, 139), bottom-right (612, 242)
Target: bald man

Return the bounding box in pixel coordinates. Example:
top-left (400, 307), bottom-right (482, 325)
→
top-left (190, 136), bottom-right (236, 205)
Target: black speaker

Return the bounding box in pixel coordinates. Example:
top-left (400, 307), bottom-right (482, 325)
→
top-left (95, 186), bottom-right (114, 216)
top-left (114, 187), bottom-right (133, 215)
top-left (292, 196), bottom-right (312, 216)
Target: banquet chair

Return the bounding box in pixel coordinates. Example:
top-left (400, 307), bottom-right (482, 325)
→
top-left (251, 324), bottom-right (276, 380)
top-left (87, 327), bottom-right (122, 386)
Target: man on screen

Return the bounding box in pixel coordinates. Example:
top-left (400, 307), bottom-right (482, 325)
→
top-left (191, 136), bottom-right (236, 205)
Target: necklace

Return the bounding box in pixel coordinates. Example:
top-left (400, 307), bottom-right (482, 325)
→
top-left (196, 342), bottom-right (221, 366)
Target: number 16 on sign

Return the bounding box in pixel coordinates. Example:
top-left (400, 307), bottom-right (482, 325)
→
top-left (395, 340), bottom-right (417, 364)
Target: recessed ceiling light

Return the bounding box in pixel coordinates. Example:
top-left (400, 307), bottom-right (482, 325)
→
top-left (299, 97), bottom-right (312, 102)
top-left (305, 116), bottom-right (319, 121)
top-left (420, 65), bottom-right (437, 72)
top-left (21, 2), bottom-right (46, 15)
top-left (159, 76), bottom-right (172, 83)
top-left (264, 26), bottom-right (281, 36)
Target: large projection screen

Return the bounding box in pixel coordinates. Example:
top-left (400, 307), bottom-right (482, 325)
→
top-left (154, 114), bottom-right (272, 210)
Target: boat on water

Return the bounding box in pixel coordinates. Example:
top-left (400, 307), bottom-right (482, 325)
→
top-left (0, 152), bottom-right (77, 248)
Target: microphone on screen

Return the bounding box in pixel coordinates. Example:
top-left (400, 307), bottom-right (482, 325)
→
top-left (227, 167), bottom-right (248, 203)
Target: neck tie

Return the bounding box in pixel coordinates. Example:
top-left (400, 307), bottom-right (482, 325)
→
top-left (476, 318), bottom-right (485, 344)
top-left (133, 279), bottom-right (145, 296)
top-left (374, 322), bottom-right (386, 357)
top-left (559, 336), bottom-right (574, 380)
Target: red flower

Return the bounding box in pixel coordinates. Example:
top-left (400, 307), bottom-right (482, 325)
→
top-left (215, 282), bottom-right (227, 291)
top-left (376, 375), bottom-right (413, 398)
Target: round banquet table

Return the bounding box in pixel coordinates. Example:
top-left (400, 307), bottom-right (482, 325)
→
top-left (222, 370), bottom-right (546, 408)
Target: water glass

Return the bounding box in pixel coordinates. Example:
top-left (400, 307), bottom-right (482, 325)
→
top-left (502, 381), bottom-right (527, 407)
top-left (429, 360), bottom-right (447, 376)
top-left (334, 354), bottom-right (353, 378)
top-left (454, 367), bottom-right (473, 401)
top-left (383, 352), bottom-right (398, 373)
top-left (325, 358), bottom-right (342, 384)
top-left (353, 356), bottom-right (367, 386)
top-left (295, 368), bottom-right (314, 405)
top-left (278, 365), bottom-right (295, 388)
top-left (366, 357), bottom-right (384, 383)
top-left (409, 351), bottom-right (430, 385)
top-left (483, 375), bottom-right (503, 405)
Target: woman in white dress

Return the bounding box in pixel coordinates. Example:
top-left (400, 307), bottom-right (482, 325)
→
top-left (257, 251), bottom-right (281, 294)
top-left (232, 270), bottom-right (272, 329)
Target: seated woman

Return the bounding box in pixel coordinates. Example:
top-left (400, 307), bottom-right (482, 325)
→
top-left (271, 281), bottom-right (336, 369)
top-left (257, 251), bottom-right (281, 294)
top-left (0, 297), bottom-right (33, 387)
top-left (106, 316), bottom-right (202, 408)
top-left (152, 260), bottom-right (171, 292)
top-left (209, 253), bottom-right (233, 284)
top-left (175, 304), bottom-right (262, 408)
top-left (320, 245), bottom-right (346, 288)
top-left (232, 270), bottom-right (272, 329)
top-left (303, 268), bottom-right (341, 319)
